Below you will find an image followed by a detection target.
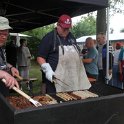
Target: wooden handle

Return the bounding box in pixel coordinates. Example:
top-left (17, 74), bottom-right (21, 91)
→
top-left (12, 86), bottom-right (31, 100)
top-left (14, 73), bottom-right (23, 80)
top-left (2, 79), bottom-right (31, 100)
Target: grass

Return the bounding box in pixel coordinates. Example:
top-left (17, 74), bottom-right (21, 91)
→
top-left (29, 60), bottom-right (42, 94)
top-left (20, 60), bottom-right (42, 95)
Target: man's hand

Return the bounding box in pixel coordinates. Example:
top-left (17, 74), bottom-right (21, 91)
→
top-left (10, 67), bottom-right (19, 77)
top-left (109, 69), bottom-right (112, 75)
top-left (41, 63), bottom-right (54, 82)
top-left (1, 71), bottom-right (19, 89)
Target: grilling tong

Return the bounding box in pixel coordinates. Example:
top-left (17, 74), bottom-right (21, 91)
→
top-left (53, 76), bottom-right (73, 89)
top-left (2, 78), bottom-right (42, 107)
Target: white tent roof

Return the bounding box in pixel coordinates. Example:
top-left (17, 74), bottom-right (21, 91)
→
top-left (9, 33), bottom-right (31, 47)
top-left (76, 33), bottom-right (124, 43)
top-left (10, 33), bottom-right (31, 37)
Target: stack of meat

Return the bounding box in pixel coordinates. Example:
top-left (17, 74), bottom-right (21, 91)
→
top-left (6, 95), bottom-right (57, 110)
top-left (6, 96), bottom-right (33, 109)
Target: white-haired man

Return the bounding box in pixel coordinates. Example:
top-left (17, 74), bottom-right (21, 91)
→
top-left (0, 16), bottom-right (19, 96)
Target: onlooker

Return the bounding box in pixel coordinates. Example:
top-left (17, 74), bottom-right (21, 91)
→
top-left (17, 39), bottom-right (31, 80)
top-left (6, 39), bottom-right (18, 67)
top-left (112, 42), bottom-right (122, 88)
top-left (93, 39), bottom-right (97, 47)
top-left (118, 45), bottom-right (124, 85)
top-left (82, 37), bottom-right (98, 80)
top-left (96, 32), bottom-right (113, 83)
top-left (0, 16), bottom-right (19, 96)
top-left (37, 14), bottom-right (91, 93)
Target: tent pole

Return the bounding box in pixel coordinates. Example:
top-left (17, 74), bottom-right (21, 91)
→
top-left (106, 1), bottom-right (110, 84)
top-left (16, 33), bottom-right (20, 47)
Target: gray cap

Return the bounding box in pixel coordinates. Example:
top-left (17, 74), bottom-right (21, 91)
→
top-left (0, 16), bottom-right (12, 30)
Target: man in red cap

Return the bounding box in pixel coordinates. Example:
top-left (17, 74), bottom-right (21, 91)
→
top-left (37, 14), bottom-right (91, 94)
top-left (58, 14), bottom-right (72, 28)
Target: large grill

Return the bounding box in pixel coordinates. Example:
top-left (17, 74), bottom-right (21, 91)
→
top-left (0, 82), bottom-right (124, 124)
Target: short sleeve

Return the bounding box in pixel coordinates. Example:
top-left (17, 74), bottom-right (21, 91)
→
top-left (87, 49), bottom-right (96, 59)
top-left (37, 32), bottom-right (53, 59)
top-left (119, 49), bottom-right (123, 61)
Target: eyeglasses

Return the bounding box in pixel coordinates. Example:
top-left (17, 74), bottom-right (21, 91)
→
top-left (0, 30), bottom-right (9, 36)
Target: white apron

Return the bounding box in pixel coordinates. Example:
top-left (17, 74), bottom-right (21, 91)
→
top-left (54, 45), bottom-right (91, 92)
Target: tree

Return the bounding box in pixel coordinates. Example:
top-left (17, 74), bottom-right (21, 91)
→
top-left (24, 24), bottom-right (54, 39)
top-left (71, 15), bottom-right (96, 38)
top-left (96, 9), bottom-right (106, 34)
top-left (23, 24), bottom-right (54, 59)
top-left (96, 0), bottom-right (124, 34)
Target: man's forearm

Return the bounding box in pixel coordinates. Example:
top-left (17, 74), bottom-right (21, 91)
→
top-left (82, 58), bottom-right (93, 63)
top-left (37, 57), bottom-right (46, 65)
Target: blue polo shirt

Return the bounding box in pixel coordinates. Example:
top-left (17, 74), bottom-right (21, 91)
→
top-left (119, 47), bottom-right (124, 61)
top-left (84, 47), bottom-right (98, 75)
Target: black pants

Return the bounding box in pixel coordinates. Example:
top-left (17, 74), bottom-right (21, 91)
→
top-left (98, 70), bottom-right (105, 83)
top-left (42, 72), bottom-right (56, 94)
top-left (0, 81), bottom-right (9, 96)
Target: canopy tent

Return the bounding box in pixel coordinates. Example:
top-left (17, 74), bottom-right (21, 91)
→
top-left (10, 33), bottom-right (31, 37)
top-left (9, 33), bottom-right (31, 46)
top-left (77, 33), bottom-right (124, 43)
top-left (0, 0), bottom-right (108, 32)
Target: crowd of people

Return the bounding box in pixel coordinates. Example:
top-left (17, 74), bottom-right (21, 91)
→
top-left (82, 34), bottom-right (124, 90)
top-left (0, 14), bottom-right (124, 97)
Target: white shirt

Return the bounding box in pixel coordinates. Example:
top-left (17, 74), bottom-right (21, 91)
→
top-left (113, 49), bottom-right (120, 65)
top-left (17, 46), bottom-right (31, 66)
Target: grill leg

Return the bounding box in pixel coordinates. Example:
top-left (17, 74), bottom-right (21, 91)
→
top-left (26, 81), bottom-right (33, 96)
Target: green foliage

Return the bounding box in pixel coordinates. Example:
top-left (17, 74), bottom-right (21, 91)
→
top-left (24, 24), bottom-right (54, 39)
top-left (110, 0), bottom-right (124, 15)
top-left (27, 37), bottom-right (41, 59)
top-left (71, 15), bottom-right (96, 38)
top-left (20, 60), bottom-right (42, 95)
top-left (29, 60), bottom-right (42, 94)
top-left (22, 24), bottom-right (55, 59)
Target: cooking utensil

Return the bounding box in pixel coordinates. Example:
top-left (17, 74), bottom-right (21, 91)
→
top-left (2, 79), bottom-right (42, 107)
top-left (14, 73), bottom-right (23, 80)
top-left (53, 76), bottom-right (73, 89)
top-left (53, 80), bottom-right (62, 86)
top-left (14, 74), bottom-right (37, 82)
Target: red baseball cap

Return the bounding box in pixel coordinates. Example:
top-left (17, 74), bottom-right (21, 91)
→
top-left (116, 42), bottom-right (122, 47)
top-left (58, 14), bottom-right (72, 28)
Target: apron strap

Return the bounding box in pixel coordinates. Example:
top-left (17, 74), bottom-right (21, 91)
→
top-left (72, 44), bottom-right (79, 55)
top-left (53, 30), bottom-right (64, 55)
top-left (56, 34), bottom-right (64, 55)
top-left (53, 29), bottom-right (57, 51)
top-left (53, 30), bottom-right (79, 55)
